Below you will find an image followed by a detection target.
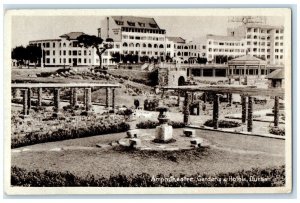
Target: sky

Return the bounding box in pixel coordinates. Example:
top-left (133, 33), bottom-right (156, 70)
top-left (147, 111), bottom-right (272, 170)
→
top-left (11, 16), bottom-right (284, 47)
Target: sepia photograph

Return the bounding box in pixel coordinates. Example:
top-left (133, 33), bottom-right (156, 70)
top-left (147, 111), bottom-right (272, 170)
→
top-left (4, 8), bottom-right (292, 195)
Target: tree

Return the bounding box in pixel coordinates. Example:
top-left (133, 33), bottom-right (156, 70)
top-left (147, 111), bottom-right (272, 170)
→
top-left (11, 46), bottom-right (27, 67)
top-left (26, 45), bottom-right (42, 68)
top-left (77, 34), bottom-right (113, 69)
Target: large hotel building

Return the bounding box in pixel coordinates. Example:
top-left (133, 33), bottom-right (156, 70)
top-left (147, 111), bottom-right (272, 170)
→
top-left (26, 16), bottom-right (284, 68)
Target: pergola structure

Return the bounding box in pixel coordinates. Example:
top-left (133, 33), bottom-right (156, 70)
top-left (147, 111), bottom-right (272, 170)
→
top-left (163, 85), bottom-right (284, 132)
top-left (11, 83), bottom-right (121, 118)
top-left (227, 55), bottom-right (268, 77)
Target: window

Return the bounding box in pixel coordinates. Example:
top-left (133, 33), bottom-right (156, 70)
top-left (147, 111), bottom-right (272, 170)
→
top-left (84, 50), bottom-right (87, 55)
top-left (167, 44), bottom-right (171, 48)
top-left (148, 44), bottom-right (152, 48)
top-left (53, 50), bottom-right (55, 55)
top-left (135, 36), bottom-right (140, 40)
top-left (280, 29), bottom-right (284, 33)
top-left (280, 36), bottom-right (283, 40)
top-left (59, 50), bottom-right (61, 55)
top-left (202, 45), bottom-right (206, 49)
top-left (276, 30), bottom-right (279, 33)
top-left (275, 42), bottom-right (279, 46)
top-left (254, 28), bottom-right (257, 32)
top-left (69, 59), bottom-right (71, 63)
top-left (46, 58), bottom-right (50, 63)
top-left (73, 50), bottom-right (77, 55)
top-left (84, 59), bottom-right (87, 63)
top-left (69, 50), bottom-right (71, 55)
top-left (78, 58), bottom-right (81, 63)
top-left (159, 44), bottom-right (164, 48)
top-left (115, 20), bottom-right (124, 25)
top-left (53, 42), bottom-right (55, 47)
top-left (247, 28), bottom-right (251, 32)
top-left (149, 23), bottom-right (157, 28)
top-left (136, 43), bottom-right (140, 47)
top-left (53, 58), bottom-right (55, 63)
top-left (63, 50), bottom-right (66, 55)
top-left (46, 50), bottom-right (50, 55)
top-left (129, 43), bottom-right (134, 47)
top-left (127, 21), bottom-right (135, 26)
top-left (123, 42), bottom-right (128, 47)
top-left (138, 22), bottom-right (145, 27)
top-left (122, 35), bottom-right (128, 39)
top-left (78, 50), bottom-right (81, 55)
top-left (154, 44), bottom-right (158, 48)
top-left (129, 36), bottom-right (134, 39)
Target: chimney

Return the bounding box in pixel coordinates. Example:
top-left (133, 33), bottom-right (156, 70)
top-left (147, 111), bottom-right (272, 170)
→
top-left (97, 28), bottom-right (101, 38)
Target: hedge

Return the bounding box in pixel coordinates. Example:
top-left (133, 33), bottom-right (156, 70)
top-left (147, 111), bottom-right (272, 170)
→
top-left (269, 127), bottom-right (285, 136)
top-left (136, 120), bottom-right (185, 129)
top-left (11, 122), bottom-right (130, 149)
top-left (204, 119), bottom-right (241, 128)
top-left (11, 165), bottom-right (285, 187)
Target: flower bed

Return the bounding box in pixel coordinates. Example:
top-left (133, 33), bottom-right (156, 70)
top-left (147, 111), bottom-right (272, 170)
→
top-left (136, 120), bottom-right (185, 129)
top-left (269, 127), bottom-right (285, 136)
top-left (11, 120), bottom-right (130, 148)
top-left (11, 165), bottom-right (285, 187)
top-left (204, 119), bottom-right (241, 128)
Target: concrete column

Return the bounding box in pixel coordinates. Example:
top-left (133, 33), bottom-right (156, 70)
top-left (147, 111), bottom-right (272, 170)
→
top-left (69, 88), bottom-right (73, 106)
top-left (200, 68), bottom-right (203, 77)
top-left (27, 88), bottom-right (31, 112)
top-left (228, 93), bottom-right (232, 105)
top-left (244, 64), bottom-right (246, 77)
top-left (183, 92), bottom-right (191, 125)
top-left (72, 88), bottom-right (78, 107)
top-left (258, 65), bottom-right (261, 78)
top-left (213, 94), bottom-right (220, 129)
top-left (106, 88), bottom-right (110, 108)
top-left (37, 87), bottom-right (42, 107)
top-left (247, 96), bottom-right (253, 132)
top-left (177, 90), bottom-right (181, 106)
top-left (21, 89), bottom-right (29, 117)
top-left (53, 88), bottom-right (61, 113)
top-left (241, 95), bottom-right (247, 123)
top-left (203, 92), bottom-right (207, 103)
top-left (274, 96), bottom-right (279, 127)
top-left (112, 88), bottom-right (115, 111)
top-left (85, 88), bottom-right (92, 112)
top-left (212, 68), bottom-right (216, 77)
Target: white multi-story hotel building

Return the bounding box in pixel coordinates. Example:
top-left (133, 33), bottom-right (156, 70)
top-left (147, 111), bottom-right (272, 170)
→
top-left (206, 23), bottom-right (284, 65)
top-left (29, 32), bottom-right (97, 67)
top-left (100, 16), bottom-right (167, 65)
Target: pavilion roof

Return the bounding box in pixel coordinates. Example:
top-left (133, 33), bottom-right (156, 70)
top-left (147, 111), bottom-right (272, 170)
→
top-left (228, 55), bottom-right (267, 65)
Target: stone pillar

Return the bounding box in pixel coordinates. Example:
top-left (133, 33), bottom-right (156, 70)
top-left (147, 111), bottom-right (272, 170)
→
top-left (247, 96), bottom-right (253, 132)
top-left (203, 92), bottom-right (207, 103)
top-left (37, 87), bottom-right (42, 107)
top-left (212, 68), bottom-right (216, 77)
top-left (183, 92), bottom-right (191, 125)
top-left (106, 88), bottom-right (110, 108)
top-left (200, 68), bottom-right (203, 77)
top-left (53, 88), bottom-right (61, 114)
top-left (21, 89), bottom-right (29, 117)
top-left (177, 90), bottom-right (181, 106)
top-left (69, 88), bottom-right (73, 106)
top-left (241, 95), bottom-right (247, 124)
top-left (85, 88), bottom-right (92, 112)
top-left (229, 93), bottom-right (232, 105)
top-left (27, 88), bottom-right (31, 112)
top-left (213, 94), bottom-right (220, 129)
top-left (274, 96), bottom-right (279, 127)
top-left (112, 88), bottom-right (115, 111)
top-left (72, 88), bottom-right (78, 107)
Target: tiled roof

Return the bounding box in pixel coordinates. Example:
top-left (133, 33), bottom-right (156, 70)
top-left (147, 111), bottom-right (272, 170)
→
top-left (206, 34), bottom-right (244, 41)
top-left (166, 37), bottom-right (186, 43)
top-left (230, 55), bottom-right (263, 62)
top-left (59, 32), bottom-right (85, 40)
top-left (111, 16), bottom-right (162, 30)
top-left (266, 69), bottom-right (284, 79)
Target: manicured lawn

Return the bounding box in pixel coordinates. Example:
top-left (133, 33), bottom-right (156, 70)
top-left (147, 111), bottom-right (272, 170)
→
top-left (11, 128), bottom-right (285, 178)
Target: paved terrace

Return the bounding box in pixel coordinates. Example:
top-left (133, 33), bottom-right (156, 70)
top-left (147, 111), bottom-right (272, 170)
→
top-left (11, 83), bottom-right (121, 118)
top-left (162, 85), bottom-right (284, 132)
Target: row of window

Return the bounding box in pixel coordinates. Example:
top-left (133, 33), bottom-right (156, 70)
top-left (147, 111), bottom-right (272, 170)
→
top-left (122, 35), bottom-right (165, 41)
top-left (122, 42), bottom-right (164, 48)
top-left (121, 27), bottom-right (166, 34)
top-left (122, 50), bottom-right (165, 56)
top-left (208, 41), bottom-right (244, 46)
top-left (45, 58), bottom-right (92, 64)
top-left (247, 28), bottom-right (283, 34)
top-left (45, 50), bottom-right (92, 56)
top-left (208, 48), bottom-right (245, 53)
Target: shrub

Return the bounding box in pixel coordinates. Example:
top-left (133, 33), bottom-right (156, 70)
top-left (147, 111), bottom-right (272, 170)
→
top-left (11, 165), bottom-right (285, 187)
top-left (11, 121), bottom-right (130, 148)
top-left (136, 120), bottom-right (185, 129)
top-left (269, 127), bottom-right (285, 136)
top-left (204, 119), bottom-right (241, 128)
